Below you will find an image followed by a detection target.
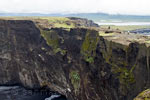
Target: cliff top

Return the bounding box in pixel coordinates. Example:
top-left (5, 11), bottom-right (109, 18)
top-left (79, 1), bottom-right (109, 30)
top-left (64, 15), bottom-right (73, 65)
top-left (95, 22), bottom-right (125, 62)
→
top-left (0, 16), bottom-right (150, 47)
top-left (0, 16), bottom-right (99, 28)
top-left (98, 30), bottom-right (150, 47)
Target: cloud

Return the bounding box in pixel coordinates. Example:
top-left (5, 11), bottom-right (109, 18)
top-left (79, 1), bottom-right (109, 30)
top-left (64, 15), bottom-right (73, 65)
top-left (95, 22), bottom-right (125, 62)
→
top-left (0, 0), bottom-right (150, 15)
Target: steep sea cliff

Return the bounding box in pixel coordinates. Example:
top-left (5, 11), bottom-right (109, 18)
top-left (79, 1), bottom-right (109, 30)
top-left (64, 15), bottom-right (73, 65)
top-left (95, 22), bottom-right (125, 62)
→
top-left (0, 19), bottom-right (150, 100)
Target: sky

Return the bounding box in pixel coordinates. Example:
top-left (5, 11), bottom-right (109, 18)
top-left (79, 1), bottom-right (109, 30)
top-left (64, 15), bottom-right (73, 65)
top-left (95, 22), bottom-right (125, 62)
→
top-left (0, 0), bottom-right (150, 15)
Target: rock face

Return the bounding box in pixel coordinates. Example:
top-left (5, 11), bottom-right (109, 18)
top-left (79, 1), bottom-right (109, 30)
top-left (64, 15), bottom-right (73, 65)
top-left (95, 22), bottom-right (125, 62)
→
top-left (0, 19), bottom-right (150, 100)
top-left (68, 17), bottom-right (99, 27)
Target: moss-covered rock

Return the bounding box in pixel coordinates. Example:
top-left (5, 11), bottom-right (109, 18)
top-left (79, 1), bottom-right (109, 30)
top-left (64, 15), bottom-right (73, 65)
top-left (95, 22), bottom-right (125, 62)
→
top-left (112, 65), bottom-right (135, 88)
top-left (81, 29), bottom-right (99, 63)
top-left (40, 29), bottom-right (66, 55)
top-left (134, 89), bottom-right (150, 100)
top-left (70, 71), bottom-right (80, 94)
top-left (41, 29), bottom-right (59, 49)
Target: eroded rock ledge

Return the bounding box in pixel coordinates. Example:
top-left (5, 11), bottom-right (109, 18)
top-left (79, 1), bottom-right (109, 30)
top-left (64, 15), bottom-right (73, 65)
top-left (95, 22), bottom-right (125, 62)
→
top-left (0, 19), bottom-right (150, 100)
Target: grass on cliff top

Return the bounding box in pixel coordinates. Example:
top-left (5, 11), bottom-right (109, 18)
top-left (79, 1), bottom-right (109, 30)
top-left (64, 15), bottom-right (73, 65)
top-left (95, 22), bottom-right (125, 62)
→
top-left (101, 25), bottom-right (150, 31)
top-left (0, 16), bottom-right (75, 28)
top-left (40, 17), bottom-right (70, 22)
top-left (39, 17), bottom-right (75, 28)
top-left (145, 40), bottom-right (150, 43)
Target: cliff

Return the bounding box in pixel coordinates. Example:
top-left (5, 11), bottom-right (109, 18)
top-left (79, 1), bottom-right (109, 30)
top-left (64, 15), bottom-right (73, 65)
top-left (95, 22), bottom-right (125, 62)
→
top-left (0, 19), bottom-right (150, 100)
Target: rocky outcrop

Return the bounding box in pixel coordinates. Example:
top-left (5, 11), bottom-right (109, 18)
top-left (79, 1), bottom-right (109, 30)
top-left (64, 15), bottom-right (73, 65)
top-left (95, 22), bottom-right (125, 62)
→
top-left (134, 89), bottom-right (150, 100)
top-left (0, 19), bottom-right (150, 100)
top-left (68, 17), bottom-right (99, 27)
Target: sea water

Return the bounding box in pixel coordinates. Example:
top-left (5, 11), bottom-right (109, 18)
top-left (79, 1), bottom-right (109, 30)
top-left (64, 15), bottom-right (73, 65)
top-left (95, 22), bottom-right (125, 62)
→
top-left (97, 21), bottom-right (150, 26)
top-left (0, 86), bottom-right (67, 100)
top-left (97, 21), bottom-right (150, 35)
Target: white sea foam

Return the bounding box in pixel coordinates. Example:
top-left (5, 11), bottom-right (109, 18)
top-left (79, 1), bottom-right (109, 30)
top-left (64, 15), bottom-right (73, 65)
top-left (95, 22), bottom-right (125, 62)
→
top-left (45, 94), bottom-right (61, 100)
top-left (0, 86), bottom-right (19, 92)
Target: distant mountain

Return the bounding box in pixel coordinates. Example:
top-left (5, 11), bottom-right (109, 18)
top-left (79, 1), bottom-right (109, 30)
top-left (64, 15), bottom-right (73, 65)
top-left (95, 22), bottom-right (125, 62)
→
top-left (0, 13), bottom-right (62, 16)
top-left (1, 13), bottom-right (150, 22)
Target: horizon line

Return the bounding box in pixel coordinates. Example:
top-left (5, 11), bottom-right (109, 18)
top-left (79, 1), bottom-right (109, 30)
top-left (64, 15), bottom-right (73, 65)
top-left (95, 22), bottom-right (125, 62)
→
top-left (0, 12), bottom-right (150, 16)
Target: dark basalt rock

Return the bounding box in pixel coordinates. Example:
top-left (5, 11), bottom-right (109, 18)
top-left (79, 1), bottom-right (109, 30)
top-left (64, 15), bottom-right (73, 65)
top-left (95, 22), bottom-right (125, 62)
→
top-left (0, 19), bottom-right (150, 100)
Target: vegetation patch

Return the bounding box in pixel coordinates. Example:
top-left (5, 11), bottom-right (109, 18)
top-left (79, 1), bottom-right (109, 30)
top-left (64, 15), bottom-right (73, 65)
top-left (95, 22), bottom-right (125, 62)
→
top-left (40, 17), bottom-right (75, 28)
top-left (85, 57), bottom-right (94, 63)
top-left (70, 71), bottom-right (80, 94)
top-left (106, 54), bottom-right (135, 89)
top-left (111, 64), bottom-right (136, 88)
top-left (100, 41), bottom-right (135, 90)
top-left (134, 89), bottom-right (150, 100)
top-left (81, 30), bottom-right (99, 63)
top-left (40, 29), bottom-right (66, 55)
top-left (145, 40), bottom-right (150, 44)
top-left (41, 30), bottom-right (59, 48)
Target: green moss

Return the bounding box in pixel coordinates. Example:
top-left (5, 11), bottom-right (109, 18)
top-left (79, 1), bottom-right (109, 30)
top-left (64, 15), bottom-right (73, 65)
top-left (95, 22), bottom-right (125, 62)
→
top-left (81, 30), bottom-right (99, 63)
top-left (40, 29), bottom-right (66, 55)
top-left (138, 89), bottom-right (150, 98)
top-left (134, 89), bottom-right (150, 100)
top-left (145, 98), bottom-right (150, 100)
top-left (100, 40), bottom-right (135, 89)
top-left (70, 71), bottom-right (80, 94)
top-left (117, 67), bottom-right (134, 84)
top-left (110, 63), bottom-right (136, 91)
top-left (54, 48), bottom-right (67, 55)
top-left (85, 57), bottom-right (94, 63)
top-left (41, 30), bottom-right (59, 49)
top-left (101, 40), bottom-right (113, 63)
top-left (111, 62), bottom-right (135, 90)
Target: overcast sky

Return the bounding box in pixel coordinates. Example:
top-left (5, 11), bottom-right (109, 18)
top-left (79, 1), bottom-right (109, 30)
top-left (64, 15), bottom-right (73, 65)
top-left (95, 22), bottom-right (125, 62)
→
top-left (0, 0), bottom-right (150, 15)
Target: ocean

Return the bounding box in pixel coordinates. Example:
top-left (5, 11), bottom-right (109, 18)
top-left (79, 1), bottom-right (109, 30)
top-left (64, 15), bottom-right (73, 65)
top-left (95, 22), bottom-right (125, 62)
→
top-left (0, 86), bottom-right (67, 100)
top-left (97, 21), bottom-right (150, 26)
